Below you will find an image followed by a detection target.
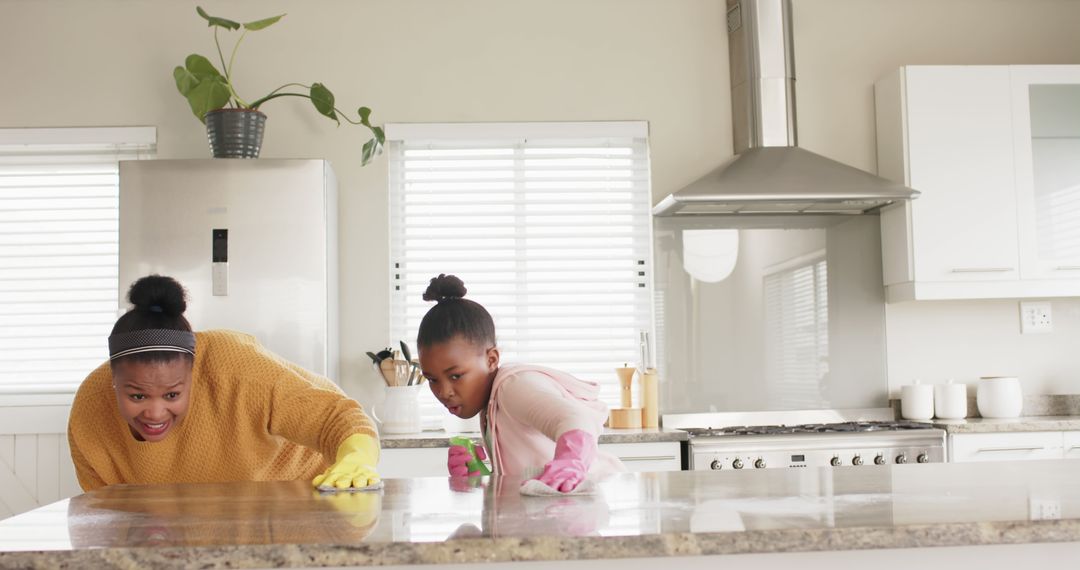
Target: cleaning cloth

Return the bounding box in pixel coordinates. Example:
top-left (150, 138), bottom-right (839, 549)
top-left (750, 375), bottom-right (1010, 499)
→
top-left (519, 478), bottom-right (597, 496)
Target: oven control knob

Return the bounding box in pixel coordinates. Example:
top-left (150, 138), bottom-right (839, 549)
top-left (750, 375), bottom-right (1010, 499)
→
top-left (754, 458), bottom-right (766, 469)
top-left (896, 454), bottom-right (908, 464)
top-left (830, 456), bottom-right (842, 467)
top-left (710, 459), bottom-right (722, 470)
top-left (874, 454), bottom-right (886, 465)
top-left (732, 459), bottom-right (744, 469)
top-left (852, 455), bottom-right (863, 466)
top-left (917, 453), bottom-right (929, 464)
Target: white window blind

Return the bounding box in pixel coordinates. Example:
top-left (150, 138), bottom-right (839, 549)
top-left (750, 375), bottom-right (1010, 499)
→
top-left (0, 127), bottom-right (156, 395)
top-left (387, 122), bottom-right (654, 428)
top-left (764, 252), bottom-right (828, 409)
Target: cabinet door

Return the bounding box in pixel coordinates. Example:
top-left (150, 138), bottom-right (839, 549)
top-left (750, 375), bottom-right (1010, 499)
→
top-left (949, 431), bottom-right (1062, 463)
top-left (1012, 65), bottom-right (1080, 280)
top-left (600, 442), bottom-right (682, 472)
top-left (905, 67), bottom-right (1020, 283)
top-left (1063, 431), bottom-right (1080, 460)
top-left (380, 447), bottom-right (447, 478)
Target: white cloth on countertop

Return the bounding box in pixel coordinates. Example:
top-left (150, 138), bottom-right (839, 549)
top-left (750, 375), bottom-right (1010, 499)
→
top-left (519, 478), bottom-right (597, 496)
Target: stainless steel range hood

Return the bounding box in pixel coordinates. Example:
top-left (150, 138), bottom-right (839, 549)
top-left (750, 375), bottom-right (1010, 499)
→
top-left (652, 0), bottom-right (918, 218)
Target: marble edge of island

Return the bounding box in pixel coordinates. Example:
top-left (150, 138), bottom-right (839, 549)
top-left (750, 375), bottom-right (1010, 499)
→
top-left (2, 517), bottom-right (1079, 569)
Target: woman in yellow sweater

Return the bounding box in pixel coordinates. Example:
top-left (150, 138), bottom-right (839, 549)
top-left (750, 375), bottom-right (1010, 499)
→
top-left (68, 275), bottom-right (380, 492)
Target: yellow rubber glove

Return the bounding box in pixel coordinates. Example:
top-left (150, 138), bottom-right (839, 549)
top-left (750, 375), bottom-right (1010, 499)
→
top-left (312, 433), bottom-right (381, 490)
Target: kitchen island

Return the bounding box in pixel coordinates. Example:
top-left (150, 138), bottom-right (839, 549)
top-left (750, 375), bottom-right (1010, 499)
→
top-left (2, 460), bottom-right (1080, 569)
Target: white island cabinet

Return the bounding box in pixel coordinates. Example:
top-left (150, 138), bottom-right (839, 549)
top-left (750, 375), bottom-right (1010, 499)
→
top-left (381, 440), bottom-right (682, 478)
top-left (875, 65), bottom-right (1080, 301)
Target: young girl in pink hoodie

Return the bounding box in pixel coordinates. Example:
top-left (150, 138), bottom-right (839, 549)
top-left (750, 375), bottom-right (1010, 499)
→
top-left (416, 274), bottom-right (624, 492)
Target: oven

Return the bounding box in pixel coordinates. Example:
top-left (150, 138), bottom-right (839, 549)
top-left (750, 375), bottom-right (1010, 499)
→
top-left (664, 411), bottom-right (947, 471)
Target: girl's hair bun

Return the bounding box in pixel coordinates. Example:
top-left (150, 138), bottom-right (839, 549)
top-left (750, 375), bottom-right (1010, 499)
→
top-left (127, 274), bottom-right (188, 317)
top-left (422, 274), bottom-right (467, 302)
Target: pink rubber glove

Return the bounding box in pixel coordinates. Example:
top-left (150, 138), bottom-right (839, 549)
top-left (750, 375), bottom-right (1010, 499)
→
top-left (531, 429), bottom-right (598, 492)
top-left (447, 444), bottom-right (488, 477)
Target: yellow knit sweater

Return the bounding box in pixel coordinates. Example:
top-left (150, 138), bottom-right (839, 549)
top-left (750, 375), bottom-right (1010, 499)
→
top-left (68, 330), bottom-right (377, 491)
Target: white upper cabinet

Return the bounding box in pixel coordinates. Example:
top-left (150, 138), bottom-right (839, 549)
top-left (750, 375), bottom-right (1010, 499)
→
top-left (875, 65), bottom-right (1080, 301)
top-left (1012, 66), bottom-right (1080, 281)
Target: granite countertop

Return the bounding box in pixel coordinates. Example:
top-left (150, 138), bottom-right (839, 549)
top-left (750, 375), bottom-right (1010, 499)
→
top-left (381, 427), bottom-right (688, 448)
top-left (934, 415), bottom-right (1080, 433)
top-left (3, 460), bottom-right (1080, 569)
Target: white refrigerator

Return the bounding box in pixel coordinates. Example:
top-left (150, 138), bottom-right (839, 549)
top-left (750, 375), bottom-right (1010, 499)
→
top-left (118, 159), bottom-right (339, 380)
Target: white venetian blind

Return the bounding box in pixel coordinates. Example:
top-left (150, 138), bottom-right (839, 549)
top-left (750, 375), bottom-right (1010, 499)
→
top-left (0, 127), bottom-right (156, 395)
top-left (387, 122), bottom-right (654, 427)
top-left (764, 252), bottom-right (829, 409)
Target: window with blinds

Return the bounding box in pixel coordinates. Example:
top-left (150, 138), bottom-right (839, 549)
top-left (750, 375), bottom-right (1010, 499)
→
top-left (387, 122), bottom-right (653, 428)
top-left (0, 127), bottom-right (156, 396)
top-left (763, 252), bottom-right (828, 409)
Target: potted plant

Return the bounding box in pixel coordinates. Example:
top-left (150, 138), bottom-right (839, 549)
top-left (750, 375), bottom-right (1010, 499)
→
top-left (173, 6), bottom-right (384, 164)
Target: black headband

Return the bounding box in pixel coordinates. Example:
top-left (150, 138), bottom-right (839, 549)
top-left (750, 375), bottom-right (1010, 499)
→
top-left (108, 329), bottom-right (196, 361)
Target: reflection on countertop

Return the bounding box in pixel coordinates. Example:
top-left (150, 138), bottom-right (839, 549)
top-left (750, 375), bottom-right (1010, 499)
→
top-left (382, 427), bottom-right (688, 448)
top-left (3, 460), bottom-right (1080, 568)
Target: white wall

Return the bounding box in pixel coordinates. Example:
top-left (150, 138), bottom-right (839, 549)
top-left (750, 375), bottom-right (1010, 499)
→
top-left (0, 0), bottom-right (731, 408)
top-left (3, 0), bottom-right (1080, 406)
top-left (790, 0), bottom-right (1080, 395)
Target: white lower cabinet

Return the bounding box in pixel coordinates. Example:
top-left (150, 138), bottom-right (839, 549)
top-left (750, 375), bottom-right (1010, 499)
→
top-left (1063, 431), bottom-right (1080, 460)
top-left (380, 441), bottom-right (682, 478)
top-left (949, 431), bottom-right (1063, 462)
top-left (598, 442), bottom-right (682, 472)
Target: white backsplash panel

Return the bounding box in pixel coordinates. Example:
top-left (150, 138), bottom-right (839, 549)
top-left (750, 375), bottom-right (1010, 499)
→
top-left (653, 216), bottom-right (889, 413)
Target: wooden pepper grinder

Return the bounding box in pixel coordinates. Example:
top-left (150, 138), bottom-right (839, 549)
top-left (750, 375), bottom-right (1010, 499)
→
top-left (615, 364), bottom-right (636, 408)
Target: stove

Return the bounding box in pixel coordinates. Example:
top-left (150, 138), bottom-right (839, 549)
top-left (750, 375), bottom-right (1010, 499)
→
top-left (664, 410), bottom-right (947, 471)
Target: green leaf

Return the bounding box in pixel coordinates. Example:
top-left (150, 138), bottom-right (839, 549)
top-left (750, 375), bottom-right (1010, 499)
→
top-left (184, 54), bottom-right (223, 80)
top-left (361, 138), bottom-right (382, 166)
top-left (309, 83), bottom-right (338, 123)
top-left (357, 106), bottom-right (372, 126)
top-left (372, 125), bottom-right (385, 144)
top-left (173, 66), bottom-right (198, 97)
top-left (243, 14), bottom-right (285, 31)
top-left (185, 76), bottom-right (232, 123)
top-left (196, 6), bottom-right (241, 30)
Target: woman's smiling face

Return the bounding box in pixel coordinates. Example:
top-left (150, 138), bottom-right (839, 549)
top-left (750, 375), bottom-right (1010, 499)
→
top-left (111, 358), bottom-right (193, 442)
top-left (419, 336), bottom-right (498, 419)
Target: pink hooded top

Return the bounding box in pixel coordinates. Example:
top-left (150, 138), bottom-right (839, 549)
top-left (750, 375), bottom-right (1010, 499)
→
top-left (480, 364), bottom-right (625, 478)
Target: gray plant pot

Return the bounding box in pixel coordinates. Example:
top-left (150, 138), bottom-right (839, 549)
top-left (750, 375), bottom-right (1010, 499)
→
top-left (205, 109), bottom-right (267, 158)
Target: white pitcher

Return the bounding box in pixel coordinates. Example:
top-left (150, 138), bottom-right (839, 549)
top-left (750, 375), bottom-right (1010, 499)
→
top-left (374, 384), bottom-right (423, 434)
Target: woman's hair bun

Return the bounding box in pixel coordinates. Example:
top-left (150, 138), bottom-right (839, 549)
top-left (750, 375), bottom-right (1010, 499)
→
top-left (127, 274), bottom-right (187, 317)
top-left (422, 274), bottom-right (467, 302)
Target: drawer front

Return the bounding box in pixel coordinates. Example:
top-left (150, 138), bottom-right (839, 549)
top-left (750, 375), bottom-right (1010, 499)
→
top-left (949, 431), bottom-right (1063, 462)
top-left (600, 442), bottom-right (682, 472)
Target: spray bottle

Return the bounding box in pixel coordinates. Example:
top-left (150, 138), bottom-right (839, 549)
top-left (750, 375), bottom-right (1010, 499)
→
top-left (449, 436), bottom-right (492, 475)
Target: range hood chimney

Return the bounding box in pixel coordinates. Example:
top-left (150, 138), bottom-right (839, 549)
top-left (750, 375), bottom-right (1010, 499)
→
top-left (652, 0), bottom-right (918, 218)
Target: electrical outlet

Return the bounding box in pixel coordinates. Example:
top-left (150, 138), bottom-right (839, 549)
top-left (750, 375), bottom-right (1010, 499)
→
top-left (1020, 301), bottom-right (1053, 334)
top-left (1029, 498), bottom-right (1061, 520)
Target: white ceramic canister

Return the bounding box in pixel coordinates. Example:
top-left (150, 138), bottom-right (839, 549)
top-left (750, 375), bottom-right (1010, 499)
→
top-left (976, 376), bottom-right (1023, 418)
top-left (934, 379), bottom-right (968, 419)
top-left (900, 380), bottom-right (934, 420)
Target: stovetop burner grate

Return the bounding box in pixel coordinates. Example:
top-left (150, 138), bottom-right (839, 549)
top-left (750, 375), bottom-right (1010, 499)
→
top-left (682, 420), bottom-right (934, 437)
